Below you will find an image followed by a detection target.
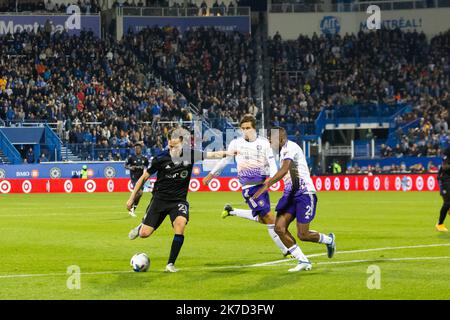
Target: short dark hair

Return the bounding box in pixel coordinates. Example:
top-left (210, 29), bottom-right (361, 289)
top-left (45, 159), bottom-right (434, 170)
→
top-left (239, 114), bottom-right (256, 129)
top-left (269, 126), bottom-right (287, 138)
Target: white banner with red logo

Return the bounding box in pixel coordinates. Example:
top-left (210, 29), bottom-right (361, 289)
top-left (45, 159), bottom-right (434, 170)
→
top-left (0, 174), bottom-right (439, 194)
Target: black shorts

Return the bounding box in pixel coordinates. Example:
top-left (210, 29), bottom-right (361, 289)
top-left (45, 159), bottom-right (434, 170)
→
top-left (142, 197), bottom-right (189, 230)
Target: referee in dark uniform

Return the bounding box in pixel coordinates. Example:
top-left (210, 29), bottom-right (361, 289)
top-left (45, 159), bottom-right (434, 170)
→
top-left (124, 143), bottom-right (149, 217)
top-left (126, 128), bottom-right (234, 272)
top-left (436, 147), bottom-right (450, 232)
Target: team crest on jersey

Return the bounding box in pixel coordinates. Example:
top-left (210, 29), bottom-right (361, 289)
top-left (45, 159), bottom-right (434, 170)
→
top-left (257, 145), bottom-right (262, 151)
top-left (180, 170), bottom-right (189, 179)
top-left (258, 200), bottom-right (265, 207)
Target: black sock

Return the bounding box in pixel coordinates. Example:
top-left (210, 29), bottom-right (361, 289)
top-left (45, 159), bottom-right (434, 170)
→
top-left (439, 204), bottom-right (450, 225)
top-left (168, 234), bottom-right (184, 265)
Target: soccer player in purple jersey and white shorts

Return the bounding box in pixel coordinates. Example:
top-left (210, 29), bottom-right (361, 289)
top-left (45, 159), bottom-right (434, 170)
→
top-left (252, 127), bottom-right (336, 272)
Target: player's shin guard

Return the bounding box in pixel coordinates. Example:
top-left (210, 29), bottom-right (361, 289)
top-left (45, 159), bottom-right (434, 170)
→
top-left (168, 234), bottom-right (184, 265)
top-left (439, 203), bottom-right (450, 225)
top-left (267, 224), bottom-right (289, 255)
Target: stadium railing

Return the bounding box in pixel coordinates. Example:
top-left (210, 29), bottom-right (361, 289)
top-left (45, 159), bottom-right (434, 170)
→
top-left (118, 6), bottom-right (250, 17)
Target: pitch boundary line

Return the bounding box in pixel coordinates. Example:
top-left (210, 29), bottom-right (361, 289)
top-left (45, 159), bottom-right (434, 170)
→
top-left (0, 243), bottom-right (449, 279)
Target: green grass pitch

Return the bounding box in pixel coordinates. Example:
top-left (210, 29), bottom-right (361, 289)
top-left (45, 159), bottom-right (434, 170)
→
top-left (0, 191), bottom-right (449, 300)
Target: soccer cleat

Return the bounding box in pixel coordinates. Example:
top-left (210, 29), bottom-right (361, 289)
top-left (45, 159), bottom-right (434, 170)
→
top-left (128, 206), bottom-right (137, 218)
top-left (222, 204), bottom-right (233, 219)
top-left (128, 225), bottom-right (141, 240)
top-left (435, 224), bottom-right (448, 232)
top-left (165, 263), bottom-right (179, 273)
top-left (327, 233), bottom-right (336, 258)
top-left (288, 261), bottom-right (312, 272)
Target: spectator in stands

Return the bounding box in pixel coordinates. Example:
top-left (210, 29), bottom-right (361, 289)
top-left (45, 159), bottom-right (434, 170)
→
top-left (26, 148), bottom-right (35, 164)
top-left (38, 153), bottom-right (49, 163)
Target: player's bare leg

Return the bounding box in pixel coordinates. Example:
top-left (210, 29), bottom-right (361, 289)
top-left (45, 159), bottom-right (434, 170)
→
top-left (297, 222), bottom-right (336, 258)
top-left (166, 216), bottom-right (187, 273)
top-left (274, 213), bottom-right (296, 248)
top-left (128, 223), bottom-right (154, 240)
top-left (129, 190), bottom-right (143, 217)
top-left (259, 212), bottom-right (291, 257)
top-left (273, 213), bottom-right (311, 272)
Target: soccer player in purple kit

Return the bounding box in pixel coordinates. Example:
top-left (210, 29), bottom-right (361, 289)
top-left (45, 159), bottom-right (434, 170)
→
top-left (253, 127), bottom-right (336, 272)
top-left (203, 115), bottom-right (291, 257)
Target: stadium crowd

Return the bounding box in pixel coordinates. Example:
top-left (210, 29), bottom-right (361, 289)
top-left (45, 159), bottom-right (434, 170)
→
top-left (130, 27), bottom-right (257, 128)
top-left (268, 29), bottom-right (450, 158)
top-left (1, 24), bottom-right (449, 166)
top-left (0, 29), bottom-right (193, 161)
top-left (0, 0), bottom-right (101, 13)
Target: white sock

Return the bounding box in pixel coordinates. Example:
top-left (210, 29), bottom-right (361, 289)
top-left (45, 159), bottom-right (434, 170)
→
top-left (288, 244), bottom-right (309, 263)
top-left (318, 233), bottom-right (333, 245)
top-left (267, 224), bottom-right (289, 255)
top-left (230, 209), bottom-right (259, 222)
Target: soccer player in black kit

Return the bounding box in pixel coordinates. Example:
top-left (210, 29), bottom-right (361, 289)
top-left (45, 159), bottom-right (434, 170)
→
top-left (126, 128), bottom-right (234, 272)
top-left (124, 143), bottom-right (149, 217)
top-left (436, 147), bottom-right (450, 232)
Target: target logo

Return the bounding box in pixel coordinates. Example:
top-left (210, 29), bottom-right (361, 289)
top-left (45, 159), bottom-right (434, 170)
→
top-left (416, 176), bottom-right (424, 191)
top-left (228, 178), bottom-right (241, 192)
top-left (325, 178), bottom-right (331, 191)
top-left (64, 180), bottom-right (73, 193)
top-left (22, 180), bottom-right (32, 193)
top-left (427, 176), bottom-right (435, 191)
top-left (344, 177), bottom-right (350, 190)
top-left (395, 177), bottom-right (402, 191)
top-left (374, 177), bottom-right (380, 191)
top-left (315, 178), bottom-right (322, 191)
top-left (84, 180), bottom-right (97, 193)
top-left (208, 178), bottom-right (221, 192)
top-left (333, 177), bottom-right (340, 191)
top-left (0, 181), bottom-right (11, 194)
top-left (269, 181), bottom-right (281, 191)
top-left (384, 177), bottom-right (390, 190)
top-left (107, 180), bottom-right (114, 192)
top-left (189, 179), bottom-right (201, 192)
top-left (363, 177), bottom-right (369, 191)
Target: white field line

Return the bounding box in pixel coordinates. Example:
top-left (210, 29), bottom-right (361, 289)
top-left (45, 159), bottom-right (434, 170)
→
top-left (0, 243), bottom-right (449, 279)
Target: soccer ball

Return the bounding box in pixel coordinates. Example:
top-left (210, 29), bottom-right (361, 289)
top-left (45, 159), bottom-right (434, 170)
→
top-left (130, 253), bottom-right (150, 272)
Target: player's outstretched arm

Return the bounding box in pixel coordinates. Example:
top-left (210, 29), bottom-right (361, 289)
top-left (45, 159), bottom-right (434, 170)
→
top-left (126, 171), bottom-right (150, 210)
top-left (252, 159), bottom-right (292, 199)
top-left (205, 150), bottom-right (238, 159)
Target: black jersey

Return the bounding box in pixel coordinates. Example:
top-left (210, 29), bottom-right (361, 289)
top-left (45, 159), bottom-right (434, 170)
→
top-left (125, 154), bottom-right (149, 181)
top-left (147, 149), bottom-right (204, 202)
top-left (438, 148), bottom-right (450, 182)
